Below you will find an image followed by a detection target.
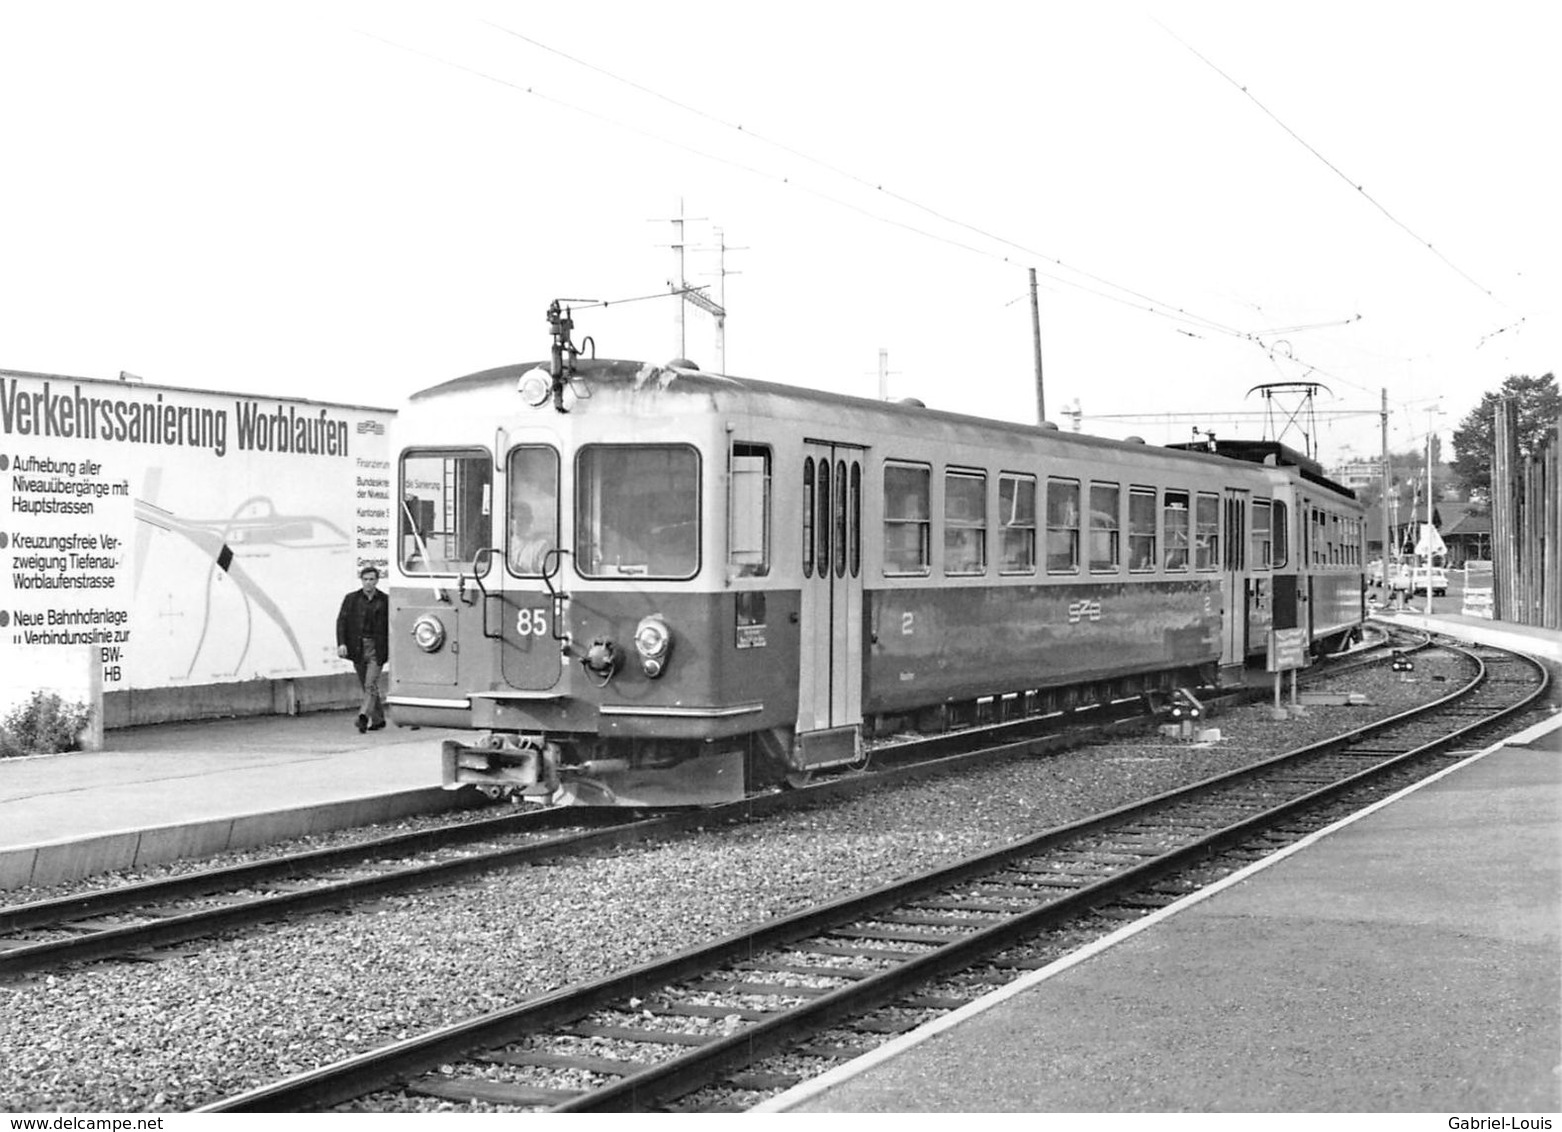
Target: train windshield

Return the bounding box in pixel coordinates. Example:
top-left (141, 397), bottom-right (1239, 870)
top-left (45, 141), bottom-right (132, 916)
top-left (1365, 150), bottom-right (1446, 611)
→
top-left (575, 445), bottom-right (700, 578)
top-left (400, 449), bottom-right (493, 574)
top-left (507, 446), bottom-right (559, 576)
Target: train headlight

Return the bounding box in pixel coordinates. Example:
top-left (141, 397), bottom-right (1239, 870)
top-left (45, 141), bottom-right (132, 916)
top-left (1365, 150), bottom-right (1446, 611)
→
top-left (411, 613), bottom-right (447, 652)
top-left (517, 367), bottom-right (552, 407)
top-left (634, 614), bottom-right (673, 678)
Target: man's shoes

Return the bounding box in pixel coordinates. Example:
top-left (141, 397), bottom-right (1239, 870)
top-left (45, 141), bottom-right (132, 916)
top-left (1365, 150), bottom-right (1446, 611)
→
top-left (368, 720), bottom-right (386, 731)
top-left (355, 714), bottom-right (368, 733)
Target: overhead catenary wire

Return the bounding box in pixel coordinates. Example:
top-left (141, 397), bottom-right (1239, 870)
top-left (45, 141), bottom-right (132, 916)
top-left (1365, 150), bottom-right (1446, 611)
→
top-left (359, 19), bottom-right (1473, 421)
top-left (363, 23), bottom-right (1280, 346)
top-left (1155, 19), bottom-right (1511, 311)
top-left (480, 19), bottom-right (1249, 339)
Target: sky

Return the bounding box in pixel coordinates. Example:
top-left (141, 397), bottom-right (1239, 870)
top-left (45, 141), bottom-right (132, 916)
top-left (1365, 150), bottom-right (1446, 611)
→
top-left (1, 0), bottom-right (1556, 468)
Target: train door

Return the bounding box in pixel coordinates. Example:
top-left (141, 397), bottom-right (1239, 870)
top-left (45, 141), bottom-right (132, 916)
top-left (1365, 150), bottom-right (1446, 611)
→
top-left (1273, 497), bottom-right (1302, 637)
top-left (1221, 487), bottom-right (1247, 665)
top-left (501, 444), bottom-right (563, 690)
top-left (797, 442), bottom-right (864, 762)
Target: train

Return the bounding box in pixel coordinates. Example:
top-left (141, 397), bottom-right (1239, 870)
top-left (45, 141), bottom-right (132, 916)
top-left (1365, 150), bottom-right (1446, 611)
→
top-left (385, 304), bottom-right (1366, 806)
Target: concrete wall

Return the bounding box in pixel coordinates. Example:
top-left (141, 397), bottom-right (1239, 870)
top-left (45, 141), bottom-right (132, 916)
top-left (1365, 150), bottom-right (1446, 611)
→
top-left (103, 671), bottom-right (361, 728)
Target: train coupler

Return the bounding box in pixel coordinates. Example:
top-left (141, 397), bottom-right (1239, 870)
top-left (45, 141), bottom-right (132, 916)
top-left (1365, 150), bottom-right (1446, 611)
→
top-left (441, 733), bottom-right (559, 797)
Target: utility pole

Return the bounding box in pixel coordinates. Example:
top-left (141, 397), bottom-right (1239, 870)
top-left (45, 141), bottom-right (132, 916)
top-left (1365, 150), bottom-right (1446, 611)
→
top-left (1061, 399), bottom-right (1083, 432)
top-left (1029, 268), bottom-right (1046, 424)
top-left (1380, 388), bottom-right (1390, 577)
top-left (699, 227), bottom-right (744, 372)
top-left (1425, 408), bottom-right (1439, 614)
top-left (655, 199), bottom-right (707, 359)
top-left (870, 349), bottom-right (901, 400)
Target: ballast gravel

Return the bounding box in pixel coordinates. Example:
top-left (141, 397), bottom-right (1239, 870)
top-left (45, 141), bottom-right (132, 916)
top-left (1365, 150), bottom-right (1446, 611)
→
top-left (0, 659), bottom-right (1477, 1112)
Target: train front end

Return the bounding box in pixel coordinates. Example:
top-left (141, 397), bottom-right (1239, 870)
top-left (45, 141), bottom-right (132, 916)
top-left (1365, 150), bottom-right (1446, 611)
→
top-left (385, 353), bottom-right (783, 808)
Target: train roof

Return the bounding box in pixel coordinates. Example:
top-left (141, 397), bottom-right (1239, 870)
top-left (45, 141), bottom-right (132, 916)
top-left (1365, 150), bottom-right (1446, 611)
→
top-left (1164, 438), bottom-right (1358, 501)
top-left (412, 359), bottom-right (1355, 494)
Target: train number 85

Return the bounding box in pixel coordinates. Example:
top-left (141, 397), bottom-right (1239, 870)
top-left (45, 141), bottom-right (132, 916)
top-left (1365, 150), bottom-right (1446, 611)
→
top-left (515, 608), bottom-right (550, 636)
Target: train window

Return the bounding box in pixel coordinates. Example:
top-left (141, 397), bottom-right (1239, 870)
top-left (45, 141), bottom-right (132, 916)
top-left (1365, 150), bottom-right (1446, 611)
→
top-left (575, 445), bottom-right (700, 579)
top-left (834, 460), bottom-right (849, 578)
top-left (1195, 493), bottom-right (1220, 570)
top-left (883, 462), bottom-right (931, 575)
top-left (728, 443), bottom-right (771, 578)
top-left (802, 458), bottom-right (815, 578)
top-left (816, 459), bottom-right (832, 578)
top-left (944, 469), bottom-right (987, 575)
top-left (999, 473), bottom-right (1036, 574)
top-left (1251, 499), bottom-right (1273, 568)
top-left (1163, 491), bottom-right (1190, 571)
top-left (1045, 478), bottom-right (1080, 573)
top-left (1089, 482), bottom-right (1120, 572)
top-left (1224, 493), bottom-right (1246, 571)
top-left (506, 446), bottom-right (559, 577)
top-left (400, 448), bottom-right (492, 575)
top-left (850, 462), bottom-right (862, 578)
top-left (1128, 487), bottom-right (1156, 571)
top-left (1271, 501), bottom-right (1289, 568)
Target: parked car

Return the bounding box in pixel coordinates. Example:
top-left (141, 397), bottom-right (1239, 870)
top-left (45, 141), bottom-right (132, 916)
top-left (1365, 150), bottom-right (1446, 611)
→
top-left (1367, 558), bottom-right (1385, 586)
top-left (1409, 566), bottom-right (1448, 596)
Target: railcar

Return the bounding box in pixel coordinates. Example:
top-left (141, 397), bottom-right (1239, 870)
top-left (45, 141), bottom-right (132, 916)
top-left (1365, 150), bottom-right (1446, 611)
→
top-left (1165, 438), bottom-right (1367, 659)
top-left (386, 309), bottom-right (1365, 806)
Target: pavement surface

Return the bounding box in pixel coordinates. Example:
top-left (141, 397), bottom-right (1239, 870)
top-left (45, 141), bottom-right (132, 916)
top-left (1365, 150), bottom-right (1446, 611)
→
top-left (770, 729), bottom-right (1561, 1112)
top-left (0, 712), bottom-right (467, 889)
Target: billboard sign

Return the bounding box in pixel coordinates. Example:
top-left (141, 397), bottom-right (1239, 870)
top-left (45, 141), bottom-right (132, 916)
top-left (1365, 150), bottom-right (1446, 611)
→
top-left (1, 371), bottom-right (392, 694)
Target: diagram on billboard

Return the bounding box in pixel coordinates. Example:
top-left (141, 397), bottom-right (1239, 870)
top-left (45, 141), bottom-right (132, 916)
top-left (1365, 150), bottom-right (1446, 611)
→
top-left (133, 475), bottom-right (352, 680)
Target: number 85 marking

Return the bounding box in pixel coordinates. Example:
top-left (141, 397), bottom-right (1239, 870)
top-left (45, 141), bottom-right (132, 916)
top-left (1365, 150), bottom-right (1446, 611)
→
top-left (515, 608), bottom-right (549, 636)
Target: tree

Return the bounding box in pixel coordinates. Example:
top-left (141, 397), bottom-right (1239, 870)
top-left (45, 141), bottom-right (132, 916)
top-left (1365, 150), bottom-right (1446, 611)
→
top-left (1449, 373), bottom-right (1560, 503)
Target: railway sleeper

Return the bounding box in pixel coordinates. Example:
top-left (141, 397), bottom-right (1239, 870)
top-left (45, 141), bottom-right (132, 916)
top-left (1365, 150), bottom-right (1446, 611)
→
top-left (645, 1001), bottom-right (771, 1022)
top-left (799, 941), bottom-right (934, 961)
top-left (567, 1023), bottom-right (715, 1047)
top-left (852, 1014), bottom-right (928, 1035)
top-left (479, 1049), bottom-right (637, 1077)
top-left (915, 897), bottom-right (1028, 914)
top-left (883, 910), bottom-right (1008, 928)
top-left (828, 926), bottom-right (970, 945)
top-left (691, 978), bottom-right (834, 998)
top-left (899, 994), bottom-right (977, 1011)
top-left (723, 1070), bottom-right (804, 1092)
top-left (793, 1041), bottom-right (875, 1062)
top-left (406, 1077), bottom-right (583, 1108)
top-left (744, 958), bottom-right (875, 980)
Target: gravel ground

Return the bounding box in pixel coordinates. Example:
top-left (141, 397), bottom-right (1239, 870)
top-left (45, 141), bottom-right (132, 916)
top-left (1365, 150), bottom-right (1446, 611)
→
top-left (0, 654), bottom-right (1492, 1112)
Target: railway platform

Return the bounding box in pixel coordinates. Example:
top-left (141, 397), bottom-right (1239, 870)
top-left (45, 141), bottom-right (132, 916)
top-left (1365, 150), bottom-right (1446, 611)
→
top-left (1378, 607), bottom-right (1562, 664)
top-left (0, 712), bottom-right (469, 891)
top-left (766, 710), bottom-right (1562, 1112)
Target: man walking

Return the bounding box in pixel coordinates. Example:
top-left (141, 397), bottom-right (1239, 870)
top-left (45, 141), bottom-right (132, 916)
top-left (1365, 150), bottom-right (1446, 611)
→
top-left (336, 565), bottom-right (389, 733)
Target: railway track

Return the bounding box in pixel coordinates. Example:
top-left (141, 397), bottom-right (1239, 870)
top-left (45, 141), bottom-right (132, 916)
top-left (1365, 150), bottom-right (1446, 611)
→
top-left (0, 629), bottom-right (1438, 980)
top-left (0, 695), bottom-right (1173, 977)
top-left (197, 640), bottom-right (1547, 1113)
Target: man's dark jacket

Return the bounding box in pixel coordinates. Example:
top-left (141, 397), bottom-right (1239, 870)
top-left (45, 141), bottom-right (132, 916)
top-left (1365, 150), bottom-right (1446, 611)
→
top-left (336, 589), bottom-right (389, 665)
